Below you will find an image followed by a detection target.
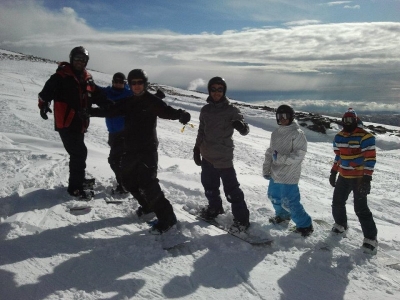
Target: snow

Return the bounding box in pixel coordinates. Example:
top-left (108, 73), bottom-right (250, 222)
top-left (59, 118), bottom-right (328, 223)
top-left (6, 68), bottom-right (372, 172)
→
top-left (1, 53), bottom-right (400, 300)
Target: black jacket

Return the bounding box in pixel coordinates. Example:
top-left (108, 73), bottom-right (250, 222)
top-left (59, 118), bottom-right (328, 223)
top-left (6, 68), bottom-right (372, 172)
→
top-left (38, 62), bottom-right (106, 133)
top-left (91, 91), bottom-right (183, 152)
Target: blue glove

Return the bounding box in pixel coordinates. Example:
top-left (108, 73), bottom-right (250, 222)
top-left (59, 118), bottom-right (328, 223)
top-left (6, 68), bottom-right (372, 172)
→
top-left (272, 150), bottom-right (278, 161)
top-left (263, 174), bottom-right (271, 180)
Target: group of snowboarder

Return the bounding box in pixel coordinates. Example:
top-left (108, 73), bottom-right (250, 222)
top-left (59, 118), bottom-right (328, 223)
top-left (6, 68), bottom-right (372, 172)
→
top-left (38, 46), bottom-right (378, 253)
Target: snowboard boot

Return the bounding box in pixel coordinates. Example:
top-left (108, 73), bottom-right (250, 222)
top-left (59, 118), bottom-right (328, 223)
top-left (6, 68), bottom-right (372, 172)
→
top-left (229, 219), bottom-right (250, 234)
top-left (149, 214), bottom-right (177, 235)
top-left (113, 184), bottom-right (129, 194)
top-left (361, 238), bottom-right (378, 255)
top-left (331, 223), bottom-right (348, 235)
top-left (199, 205), bottom-right (225, 221)
top-left (68, 187), bottom-right (94, 201)
top-left (294, 224), bottom-right (314, 237)
top-left (269, 215), bottom-right (291, 224)
top-left (83, 178), bottom-right (95, 190)
top-left (136, 206), bottom-right (156, 222)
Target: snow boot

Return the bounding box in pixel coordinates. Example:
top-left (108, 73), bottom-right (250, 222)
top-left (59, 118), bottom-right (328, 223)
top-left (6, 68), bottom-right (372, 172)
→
top-left (199, 205), bottom-right (224, 220)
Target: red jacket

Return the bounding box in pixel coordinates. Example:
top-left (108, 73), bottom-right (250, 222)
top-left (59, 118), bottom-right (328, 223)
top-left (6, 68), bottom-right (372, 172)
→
top-left (38, 62), bottom-right (105, 133)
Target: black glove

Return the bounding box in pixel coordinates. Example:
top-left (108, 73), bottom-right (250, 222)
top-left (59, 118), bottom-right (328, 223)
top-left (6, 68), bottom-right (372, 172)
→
top-left (155, 89), bottom-right (166, 99)
top-left (38, 99), bottom-right (52, 120)
top-left (232, 120), bottom-right (249, 135)
top-left (78, 108), bottom-right (91, 120)
top-left (193, 146), bottom-right (201, 166)
top-left (179, 110), bottom-right (191, 124)
top-left (329, 171), bottom-right (337, 187)
top-left (232, 120), bottom-right (245, 131)
top-left (359, 175), bottom-right (371, 197)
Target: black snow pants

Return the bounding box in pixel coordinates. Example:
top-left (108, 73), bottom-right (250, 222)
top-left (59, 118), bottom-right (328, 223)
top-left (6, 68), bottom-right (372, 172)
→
top-left (332, 175), bottom-right (377, 240)
top-left (58, 129), bottom-right (87, 191)
top-left (121, 150), bottom-right (176, 224)
top-left (107, 132), bottom-right (125, 186)
top-left (201, 158), bottom-right (249, 224)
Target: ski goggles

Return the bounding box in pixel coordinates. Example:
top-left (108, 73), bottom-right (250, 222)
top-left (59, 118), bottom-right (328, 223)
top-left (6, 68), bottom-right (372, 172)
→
top-left (130, 80), bottom-right (144, 86)
top-left (342, 117), bottom-right (355, 124)
top-left (276, 113), bottom-right (290, 120)
top-left (210, 87), bottom-right (224, 93)
top-left (113, 79), bottom-right (126, 84)
top-left (72, 55), bottom-right (88, 63)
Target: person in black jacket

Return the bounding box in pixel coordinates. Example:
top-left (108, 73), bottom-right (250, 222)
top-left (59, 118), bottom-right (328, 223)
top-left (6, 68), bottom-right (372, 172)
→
top-left (38, 46), bottom-right (108, 199)
top-left (90, 69), bottom-right (191, 234)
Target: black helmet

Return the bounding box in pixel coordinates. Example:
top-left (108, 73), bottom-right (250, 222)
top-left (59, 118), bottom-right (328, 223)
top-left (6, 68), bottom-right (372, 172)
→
top-left (207, 76), bottom-right (227, 96)
top-left (276, 104), bottom-right (295, 125)
top-left (127, 69), bottom-right (148, 89)
top-left (69, 46), bottom-right (89, 64)
top-left (112, 72), bottom-right (126, 82)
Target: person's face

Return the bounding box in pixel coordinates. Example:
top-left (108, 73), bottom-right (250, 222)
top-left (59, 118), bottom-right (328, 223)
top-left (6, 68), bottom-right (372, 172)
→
top-left (210, 84), bottom-right (224, 101)
top-left (279, 118), bottom-right (290, 126)
top-left (276, 113), bottom-right (290, 126)
top-left (71, 55), bottom-right (88, 72)
top-left (112, 78), bottom-right (125, 89)
top-left (129, 78), bottom-right (145, 95)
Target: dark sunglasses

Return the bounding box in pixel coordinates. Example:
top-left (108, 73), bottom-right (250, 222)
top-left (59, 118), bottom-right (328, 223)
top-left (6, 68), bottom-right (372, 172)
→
top-left (276, 113), bottom-right (289, 120)
top-left (210, 87), bottom-right (224, 93)
top-left (73, 56), bottom-right (88, 63)
top-left (130, 80), bottom-right (144, 86)
top-left (113, 79), bottom-right (126, 84)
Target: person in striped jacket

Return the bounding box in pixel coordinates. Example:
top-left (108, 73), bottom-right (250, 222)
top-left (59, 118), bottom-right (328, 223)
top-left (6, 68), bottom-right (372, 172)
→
top-left (329, 108), bottom-right (378, 254)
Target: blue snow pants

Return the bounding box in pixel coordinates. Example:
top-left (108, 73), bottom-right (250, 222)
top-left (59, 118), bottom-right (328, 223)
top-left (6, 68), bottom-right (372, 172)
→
top-left (267, 178), bottom-right (312, 228)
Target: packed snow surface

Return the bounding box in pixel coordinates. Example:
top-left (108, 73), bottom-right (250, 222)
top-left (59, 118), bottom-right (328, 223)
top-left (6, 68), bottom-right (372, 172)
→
top-left (1, 51), bottom-right (399, 299)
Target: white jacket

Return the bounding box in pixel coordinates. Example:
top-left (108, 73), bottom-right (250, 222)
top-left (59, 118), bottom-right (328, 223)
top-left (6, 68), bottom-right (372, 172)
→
top-left (262, 120), bottom-right (307, 184)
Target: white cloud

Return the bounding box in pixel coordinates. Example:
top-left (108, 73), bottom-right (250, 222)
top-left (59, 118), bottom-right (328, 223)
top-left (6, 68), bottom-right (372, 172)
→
top-left (344, 5), bottom-right (360, 9)
top-left (1, 0), bottom-right (400, 106)
top-left (187, 78), bottom-right (206, 91)
top-left (326, 1), bottom-right (352, 6)
top-left (284, 20), bottom-right (321, 26)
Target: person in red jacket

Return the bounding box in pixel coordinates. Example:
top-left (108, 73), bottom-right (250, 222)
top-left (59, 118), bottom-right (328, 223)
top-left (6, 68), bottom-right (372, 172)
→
top-left (38, 46), bottom-right (108, 199)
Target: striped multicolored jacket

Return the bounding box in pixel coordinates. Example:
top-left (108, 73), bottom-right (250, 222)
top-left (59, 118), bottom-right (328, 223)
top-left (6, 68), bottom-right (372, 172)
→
top-left (331, 127), bottom-right (376, 178)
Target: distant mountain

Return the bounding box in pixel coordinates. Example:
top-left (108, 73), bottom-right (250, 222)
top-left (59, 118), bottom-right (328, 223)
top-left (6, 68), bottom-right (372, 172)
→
top-left (1, 48), bottom-right (399, 133)
top-left (321, 112), bottom-right (400, 127)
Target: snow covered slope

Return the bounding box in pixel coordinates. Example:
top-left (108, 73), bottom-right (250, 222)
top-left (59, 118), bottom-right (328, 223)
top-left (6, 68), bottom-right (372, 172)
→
top-left (1, 51), bottom-right (400, 300)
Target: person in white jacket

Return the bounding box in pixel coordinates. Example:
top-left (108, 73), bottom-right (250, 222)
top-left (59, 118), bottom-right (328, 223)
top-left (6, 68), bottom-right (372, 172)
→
top-left (262, 104), bottom-right (313, 236)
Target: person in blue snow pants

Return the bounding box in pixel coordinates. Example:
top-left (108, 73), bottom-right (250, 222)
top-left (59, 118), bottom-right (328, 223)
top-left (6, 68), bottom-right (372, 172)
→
top-left (262, 104), bottom-right (313, 236)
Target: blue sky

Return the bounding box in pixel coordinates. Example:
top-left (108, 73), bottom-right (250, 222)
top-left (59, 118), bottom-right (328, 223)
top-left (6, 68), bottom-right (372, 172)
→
top-left (1, 0), bottom-right (400, 114)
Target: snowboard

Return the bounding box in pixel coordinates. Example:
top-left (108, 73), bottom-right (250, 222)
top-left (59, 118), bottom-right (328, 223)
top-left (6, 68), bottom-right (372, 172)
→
top-left (182, 206), bottom-right (273, 246)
